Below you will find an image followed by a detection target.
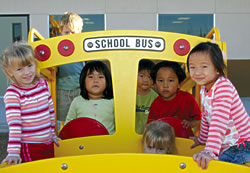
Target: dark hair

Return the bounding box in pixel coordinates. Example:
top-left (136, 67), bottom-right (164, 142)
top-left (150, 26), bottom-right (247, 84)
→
top-left (186, 42), bottom-right (225, 76)
top-left (138, 59), bottom-right (155, 72)
top-left (150, 61), bottom-right (186, 84)
top-left (79, 61), bottom-right (113, 100)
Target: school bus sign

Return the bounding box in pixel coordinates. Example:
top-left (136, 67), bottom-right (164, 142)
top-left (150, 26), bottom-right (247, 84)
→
top-left (83, 36), bottom-right (165, 52)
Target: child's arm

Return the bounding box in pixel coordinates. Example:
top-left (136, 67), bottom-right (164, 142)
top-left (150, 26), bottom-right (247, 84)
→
top-left (1, 155), bottom-right (22, 165)
top-left (182, 119), bottom-right (200, 129)
top-left (52, 137), bottom-right (61, 146)
top-left (192, 81), bottom-right (234, 169)
top-left (193, 151), bottom-right (216, 170)
top-left (4, 89), bottom-right (22, 163)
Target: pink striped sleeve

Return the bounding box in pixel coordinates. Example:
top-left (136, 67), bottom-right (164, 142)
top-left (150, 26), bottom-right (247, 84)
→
top-left (198, 113), bottom-right (209, 144)
top-left (4, 88), bottom-right (22, 156)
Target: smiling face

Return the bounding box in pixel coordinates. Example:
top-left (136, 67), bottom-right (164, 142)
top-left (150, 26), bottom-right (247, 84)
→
top-left (188, 52), bottom-right (219, 91)
top-left (155, 67), bottom-right (179, 101)
top-left (6, 61), bottom-right (37, 88)
top-left (137, 70), bottom-right (153, 95)
top-left (85, 70), bottom-right (106, 99)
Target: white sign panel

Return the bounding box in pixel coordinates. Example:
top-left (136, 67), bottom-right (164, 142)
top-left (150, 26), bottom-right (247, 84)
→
top-left (84, 36), bottom-right (165, 52)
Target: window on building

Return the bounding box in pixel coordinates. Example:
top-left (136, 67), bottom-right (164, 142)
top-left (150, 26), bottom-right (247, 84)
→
top-left (49, 14), bottom-right (105, 37)
top-left (158, 14), bottom-right (213, 37)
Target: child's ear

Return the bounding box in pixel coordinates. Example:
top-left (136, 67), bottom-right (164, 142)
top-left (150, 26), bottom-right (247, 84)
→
top-left (4, 68), bottom-right (12, 77)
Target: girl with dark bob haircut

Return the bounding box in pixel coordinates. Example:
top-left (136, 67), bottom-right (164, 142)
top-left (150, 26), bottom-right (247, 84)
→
top-left (79, 61), bottom-right (113, 100)
top-left (65, 60), bottom-right (115, 134)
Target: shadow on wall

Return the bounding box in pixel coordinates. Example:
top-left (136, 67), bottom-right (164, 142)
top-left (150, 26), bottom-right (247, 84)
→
top-left (0, 97), bottom-right (8, 133)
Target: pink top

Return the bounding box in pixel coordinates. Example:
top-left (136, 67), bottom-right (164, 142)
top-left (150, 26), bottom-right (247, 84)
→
top-left (4, 78), bottom-right (56, 156)
top-left (199, 76), bottom-right (250, 156)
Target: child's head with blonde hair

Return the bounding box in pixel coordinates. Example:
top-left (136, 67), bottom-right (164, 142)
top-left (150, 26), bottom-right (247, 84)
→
top-left (143, 121), bottom-right (176, 154)
top-left (0, 41), bottom-right (39, 86)
top-left (59, 12), bottom-right (83, 35)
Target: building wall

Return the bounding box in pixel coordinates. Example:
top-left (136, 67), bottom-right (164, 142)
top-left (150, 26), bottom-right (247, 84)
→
top-left (0, 0), bottom-right (249, 60)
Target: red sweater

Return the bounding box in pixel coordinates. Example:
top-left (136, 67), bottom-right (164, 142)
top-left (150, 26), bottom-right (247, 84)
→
top-left (148, 90), bottom-right (201, 122)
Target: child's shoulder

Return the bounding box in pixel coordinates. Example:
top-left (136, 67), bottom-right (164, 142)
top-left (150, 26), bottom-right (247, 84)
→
top-left (178, 90), bottom-right (194, 97)
top-left (38, 77), bottom-right (48, 85)
top-left (177, 90), bottom-right (197, 101)
top-left (5, 84), bottom-right (20, 96)
top-left (149, 88), bottom-right (158, 96)
top-left (215, 76), bottom-right (235, 89)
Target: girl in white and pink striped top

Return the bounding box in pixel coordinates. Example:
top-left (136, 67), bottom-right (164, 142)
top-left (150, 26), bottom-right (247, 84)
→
top-left (187, 42), bottom-right (250, 169)
top-left (0, 42), bottom-right (60, 165)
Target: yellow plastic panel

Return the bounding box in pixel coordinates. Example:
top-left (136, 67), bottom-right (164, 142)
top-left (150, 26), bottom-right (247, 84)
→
top-left (0, 154), bottom-right (249, 173)
top-left (27, 29), bottom-right (227, 157)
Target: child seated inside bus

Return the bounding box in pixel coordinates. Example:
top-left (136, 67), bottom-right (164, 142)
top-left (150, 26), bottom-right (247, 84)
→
top-left (64, 61), bottom-right (115, 135)
top-left (147, 61), bottom-right (201, 138)
top-left (143, 121), bottom-right (176, 154)
top-left (136, 59), bottom-right (158, 134)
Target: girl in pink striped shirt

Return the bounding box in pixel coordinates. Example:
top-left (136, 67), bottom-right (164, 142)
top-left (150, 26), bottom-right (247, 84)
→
top-left (187, 42), bottom-right (250, 169)
top-left (0, 42), bottom-right (60, 165)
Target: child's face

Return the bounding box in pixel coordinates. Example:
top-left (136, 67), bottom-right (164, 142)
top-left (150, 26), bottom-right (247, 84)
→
top-left (155, 67), bottom-right (179, 101)
top-left (144, 141), bottom-right (167, 154)
top-left (6, 61), bottom-right (37, 88)
top-left (137, 70), bottom-right (153, 95)
top-left (61, 25), bottom-right (80, 35)
top-left (188, 52), bottom-right (219, 91)
top-left (85, 70), bottom-right (106, 99)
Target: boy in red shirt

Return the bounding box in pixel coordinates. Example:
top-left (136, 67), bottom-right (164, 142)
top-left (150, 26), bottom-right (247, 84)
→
top-left (147, 61), bottom-right (201, 138)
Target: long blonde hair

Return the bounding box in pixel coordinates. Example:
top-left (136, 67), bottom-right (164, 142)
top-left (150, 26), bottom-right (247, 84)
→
top-left (0, 41), bottom-right (39, 85)
top-left (143, 121), bottom-right (176, 154)
top-left (59, 12), bottom-right (83, 33)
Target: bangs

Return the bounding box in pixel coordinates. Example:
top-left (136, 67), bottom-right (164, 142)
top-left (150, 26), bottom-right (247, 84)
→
top-left (5, 42), bottom-right (36, 68)
top-left (145, 133), bottom-right (169, 149)
top-left (87, 65), bottom-right (105, 75)
top-left (8, 55), bottom-right (36, 67)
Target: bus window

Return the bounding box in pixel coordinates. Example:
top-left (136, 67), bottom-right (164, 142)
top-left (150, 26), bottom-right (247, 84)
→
top-left (58, 60), bottom-right (115, 139)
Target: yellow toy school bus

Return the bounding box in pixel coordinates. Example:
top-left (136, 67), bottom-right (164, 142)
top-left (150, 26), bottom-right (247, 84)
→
top-left (0, 28), bottom-right (249, 173)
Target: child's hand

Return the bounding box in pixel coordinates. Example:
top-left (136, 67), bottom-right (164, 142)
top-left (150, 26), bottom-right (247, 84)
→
top-left (52, 137), bottom-right (61, 147)
top-left (190, 136), bottom-right (200, 148)
top-left (182, 120), bottom-right (191, 129)
top-left (1, 155), bottom-right (22, 165)
top-left (193, 152), bottom-right (213, 170)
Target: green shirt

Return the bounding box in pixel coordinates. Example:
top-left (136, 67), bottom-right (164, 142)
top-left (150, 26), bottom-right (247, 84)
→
top-left (136, 89), bottom-right (158, 134)
top-left (65, 96), bottom-right (115, 134)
